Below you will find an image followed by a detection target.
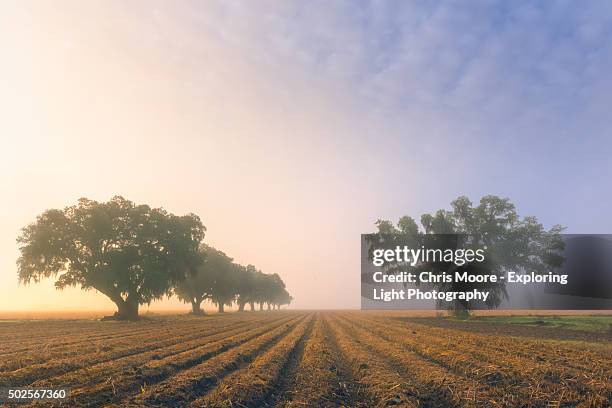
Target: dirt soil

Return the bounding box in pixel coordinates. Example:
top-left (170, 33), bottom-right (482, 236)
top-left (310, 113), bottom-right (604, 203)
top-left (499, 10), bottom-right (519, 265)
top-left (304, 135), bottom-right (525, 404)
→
top-left (0, 311), bottom-right (609, 407)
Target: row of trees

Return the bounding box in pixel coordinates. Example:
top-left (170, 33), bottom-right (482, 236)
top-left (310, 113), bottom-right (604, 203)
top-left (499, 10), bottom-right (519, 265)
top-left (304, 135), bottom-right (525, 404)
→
top-left (16, 196), bottom-right (291, 320)
top-left (175, 245), bottom-right (292, 314)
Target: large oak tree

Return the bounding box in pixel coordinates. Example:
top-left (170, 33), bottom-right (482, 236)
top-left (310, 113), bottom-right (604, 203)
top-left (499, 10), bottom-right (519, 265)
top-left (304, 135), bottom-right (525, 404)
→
top-left (372, 195), bottom-right (564, 316)
top-left (17, 196), bottom-right (205, 320)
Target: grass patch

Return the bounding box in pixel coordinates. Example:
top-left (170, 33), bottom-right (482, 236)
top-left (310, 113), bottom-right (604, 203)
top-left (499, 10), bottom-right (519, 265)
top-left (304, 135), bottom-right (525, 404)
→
top-left (454, 315), bottom-right (612, 332)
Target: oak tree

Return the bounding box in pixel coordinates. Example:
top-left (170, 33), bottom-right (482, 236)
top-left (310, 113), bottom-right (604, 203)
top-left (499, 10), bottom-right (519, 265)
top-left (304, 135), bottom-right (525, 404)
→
top-left (372, 195), bottom-right (564, 316)
top-left (17, 196), bottom-right (205, 320)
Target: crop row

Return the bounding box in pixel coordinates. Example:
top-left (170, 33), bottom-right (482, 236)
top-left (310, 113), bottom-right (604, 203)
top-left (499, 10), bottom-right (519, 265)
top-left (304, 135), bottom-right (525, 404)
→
top-left (0, 313), bottom-right (247, 358)
top-left (0, 315), bottom-right (267, 373)
top-left (116, 313), bottom-right (311, 407)
top-left (337, 313), bottom-right (610, 407)
top-left (4, 312), bottom-right (609, 408)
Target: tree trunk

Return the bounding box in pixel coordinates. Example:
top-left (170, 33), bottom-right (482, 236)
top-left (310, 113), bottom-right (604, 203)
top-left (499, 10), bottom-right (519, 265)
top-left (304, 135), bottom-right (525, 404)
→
top-left (452, 302), bottom-right (470, 319)
top-left (98, 288), bottom-right (138, 321)
top-left (238, 301), bottom-right (245, 312)
top-left (259, 302), bottom-right (264, 311)
top-left (218, 303), bottom-right (225, 313)
top-left (191, 298), bottom-right (205, 315)
top-left (267, 303), bottom-right (271, 311)
top-left (250, 301), bottom-right (255, 311)
top-left (115, 297), bottom-right (139, 321)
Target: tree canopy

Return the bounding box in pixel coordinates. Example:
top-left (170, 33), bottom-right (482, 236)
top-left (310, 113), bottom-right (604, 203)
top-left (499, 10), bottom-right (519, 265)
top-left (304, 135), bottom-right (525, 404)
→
top-left (372, 195), bottom-right (564, 315)
top-left (207, 246), bottom-right (240, 313)
top-left (17, 196), bottom-right (205, 320)
top-left (235, 264), bottom-right (259, 311)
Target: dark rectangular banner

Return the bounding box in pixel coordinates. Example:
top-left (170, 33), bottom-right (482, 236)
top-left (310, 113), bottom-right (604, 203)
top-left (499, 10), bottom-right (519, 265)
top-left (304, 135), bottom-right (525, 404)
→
top-left (362, 234), bottom-right (612, 310)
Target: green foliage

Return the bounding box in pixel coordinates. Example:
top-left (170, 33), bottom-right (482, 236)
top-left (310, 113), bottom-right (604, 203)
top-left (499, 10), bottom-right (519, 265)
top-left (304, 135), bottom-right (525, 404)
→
top-left (454, 315), bottom-right (612, 333)
top-left (249, 272), bottom-right (289, 308)
top-left (174, 246), bottom-right (292, 313)
top-left (373, 195), bottom-right (565, 314)
top-left (17, 196), bottom-right (205, 319)
top-left (236, 264), bottom-right (258, 310)
top-left (17, 196), bottom-right (292, 317)
top-left (275, 287), bottom-right (293, 308)
top-left (208, 247), bottom-right (240, 311)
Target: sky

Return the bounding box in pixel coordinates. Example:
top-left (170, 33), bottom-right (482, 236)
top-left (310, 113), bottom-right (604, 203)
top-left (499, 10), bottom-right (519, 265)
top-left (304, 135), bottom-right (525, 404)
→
top-left (1, 0), bottom-right (612, 311)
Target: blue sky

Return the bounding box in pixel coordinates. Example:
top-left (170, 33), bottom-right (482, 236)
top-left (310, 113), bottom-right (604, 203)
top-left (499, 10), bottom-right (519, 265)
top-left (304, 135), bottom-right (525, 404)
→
top-left (184, 0), bottom-right (612, 231)
top-left (1, 0), bottom-right (612, 309)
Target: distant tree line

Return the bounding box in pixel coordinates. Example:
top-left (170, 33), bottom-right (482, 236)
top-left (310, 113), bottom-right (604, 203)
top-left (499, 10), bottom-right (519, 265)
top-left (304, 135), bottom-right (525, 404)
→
top-left (175, 245), bottom-right (292, 314)
top-left (16, 196), bottom-right (292, 320)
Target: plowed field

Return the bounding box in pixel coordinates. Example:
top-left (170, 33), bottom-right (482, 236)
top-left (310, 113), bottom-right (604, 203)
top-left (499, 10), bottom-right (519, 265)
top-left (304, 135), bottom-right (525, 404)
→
top-left (0, 311), bottom-right (610, 407)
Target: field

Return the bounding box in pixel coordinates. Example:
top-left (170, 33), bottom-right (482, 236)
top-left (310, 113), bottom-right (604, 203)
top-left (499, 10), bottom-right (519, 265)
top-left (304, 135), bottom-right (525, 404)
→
top-left (0, 312), bottom-right (610, 407)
